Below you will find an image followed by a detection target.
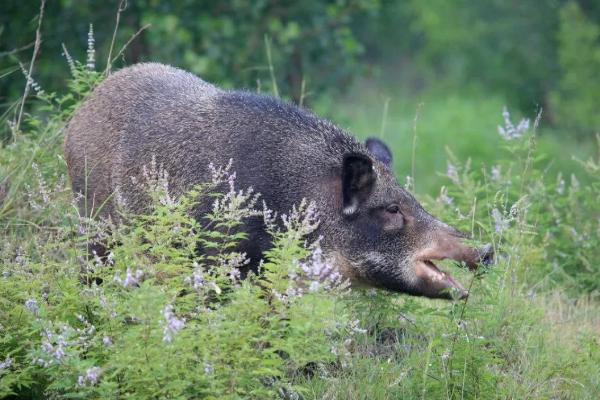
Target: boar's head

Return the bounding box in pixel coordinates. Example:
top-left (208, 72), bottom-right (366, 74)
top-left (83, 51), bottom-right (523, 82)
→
top-left (328, 138), bottom-right (492, 299)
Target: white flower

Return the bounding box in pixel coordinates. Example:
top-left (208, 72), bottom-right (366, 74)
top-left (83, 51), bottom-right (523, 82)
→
top-left (349, 319), bottom-right (367, 335)
top-left (441, 349), bottom-right (451, 362)
top-left (209, 162), bottom-right (262, 223)
top-left (86, 24), bottom-right (95, 71)
top-left (204, 361), bottom-right (213, 375)
top-left (281, 199), bottom-right (319, 237)
top-left (404, 175), bottom-right (413, 191)
top-left (139, 156), bottom-right (174, 206)
top-left (556, 175), bottom-right (565, 195)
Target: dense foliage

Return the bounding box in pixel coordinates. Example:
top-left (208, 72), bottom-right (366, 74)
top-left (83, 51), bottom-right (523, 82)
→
top-left (0, 34), bottom-right (599, 398)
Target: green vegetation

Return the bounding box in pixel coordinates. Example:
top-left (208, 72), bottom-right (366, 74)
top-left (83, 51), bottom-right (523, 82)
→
top-left (1, 1), bottom-right (599, 399)
top-left (316, 82), bottom-right (596, 195)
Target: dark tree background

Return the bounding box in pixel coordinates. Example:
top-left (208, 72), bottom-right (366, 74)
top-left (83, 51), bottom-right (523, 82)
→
top-left (1, 0), bottom-right (599, 136)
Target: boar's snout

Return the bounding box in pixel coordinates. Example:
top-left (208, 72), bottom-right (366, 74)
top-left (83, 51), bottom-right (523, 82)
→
top-left (412, 226), bottom-right (494, 300)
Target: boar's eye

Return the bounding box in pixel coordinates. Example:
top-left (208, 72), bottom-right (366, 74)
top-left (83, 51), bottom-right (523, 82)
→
top-left (383, 204), bottom-right (405, 230)
top-left (386, 204), bottom-right (401, 214)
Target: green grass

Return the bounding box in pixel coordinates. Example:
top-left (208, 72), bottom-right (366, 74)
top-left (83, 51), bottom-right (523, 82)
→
top-left (314, 80), bottom-right (595, 195)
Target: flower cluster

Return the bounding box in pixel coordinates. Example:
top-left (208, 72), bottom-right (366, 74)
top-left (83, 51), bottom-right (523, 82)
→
top-left (437, 186), bottom-right (453, 206)
top-left (297, 245), bottom-right (342, 293)
top-left (35, 315), bottom-right (99, 368)
top-left (491, 208), bottom-right (509, 233)
top-left (329, 319), bottom-right (367, 368)
top-left (211, 172), bottom-right (262, 222)
top-left (113, 268), bottom-right (145, 288)
top-left (348, 319), bottom-right (367, 335)
top-left (134, 156), bottom-right (174, 207)
top-left (25, 298), bottom-right (39, 315)
top-left (279, 199), bottom-right (320, 238)
top-left (61, 43), bottom-right (76, 75)
top-left (491, 199), bottom-right (525, 234)
top-left (273, 241), bottom-right (345, 303)
top-left (208, 159), bottom-right (234, 185)
top-left (161, 304), bottom-right (185, 343)
top-left (102, 336), bottom-right (112, 347)
top-left (86, 24), bottom-right (95, 71)
top-left (0, 357), bottom-right (13, 370)
top-left (185, 261), bottom-right (205, 291)
top-left (220, 252), bottom-right (249, 283)
top-left (37, 327), bottom-right (71, 367)
top-left (19, 63), bottom-right (44, 96)
top-left (491, 165), bottom-right (501, 181)
top-left (78, 366), bottom-right (101, 386)
top-left (498, 107), bottom-right (530, 140)
top-left (446, 162), bottom-right (460, 184)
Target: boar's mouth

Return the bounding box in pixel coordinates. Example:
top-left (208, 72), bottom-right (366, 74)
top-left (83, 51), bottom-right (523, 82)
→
top-left (414, 258), bottom-right (468, 300)
top-left (413, 243), bottom-right (492, 300)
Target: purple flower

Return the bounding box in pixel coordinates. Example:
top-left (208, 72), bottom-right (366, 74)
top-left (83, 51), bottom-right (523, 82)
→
top-left (491, 208), bottom-right (509, 233)
top-left (25, 298), bottom-right (39, 315)
top-left (185, 263), bottom-right (205, 291)
top-left (498, 107), bottom-right (530, 140)
top-left (38, 328), bottom-right (68, 366)
top-left (113, 268), bottom-right (144, 288)
top-left (446, 163), bottom-right (460, 184)
top-left (162, 304), bottom-right (185, 343)
top-left (78, 366), bottom-right (102, 386)
top-left (0, 357), bottom-right (13, 370)
top-left (102, 336), bottom-right (112, 346)
top-left (298, 246), bottom-right (342, 292)
top-left (438, 186), bottom-right (453, 205)
top-left (491, 165), bottom-right (501, 181)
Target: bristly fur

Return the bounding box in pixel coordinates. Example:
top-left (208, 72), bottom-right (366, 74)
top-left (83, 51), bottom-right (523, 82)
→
top-left (65, 63), bottom-right (487, 299)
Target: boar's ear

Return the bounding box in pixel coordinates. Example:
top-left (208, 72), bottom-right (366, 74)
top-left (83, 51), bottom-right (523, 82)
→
top-left (365, 137), bottom-right (392, 167)
top-left (342, 153), bottom-right (375, 215)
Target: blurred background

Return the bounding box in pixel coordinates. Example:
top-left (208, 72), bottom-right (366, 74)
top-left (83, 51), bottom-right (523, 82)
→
top-left (1, 0), bottom-right (599, 193)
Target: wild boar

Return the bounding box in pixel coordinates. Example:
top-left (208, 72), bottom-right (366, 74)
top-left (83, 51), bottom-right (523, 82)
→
top-left (65, 63), bottom-right (491, 299)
